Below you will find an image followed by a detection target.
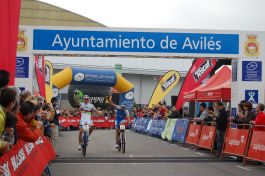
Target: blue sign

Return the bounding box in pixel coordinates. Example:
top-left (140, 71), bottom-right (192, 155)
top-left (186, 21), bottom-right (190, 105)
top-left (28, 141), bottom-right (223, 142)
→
top-left (119, 90), bottom-right (134, 110)
top-left (245, 90), bottom-right (258, 104)
top-left (15, 57), bottom-right (29, 78)
top-left (33, 29), bottom-right (239, 54)
top-left (242, 61), bottom-right (262, 81)
top-left (71, 68), bottom-right (117, 86)
top-left (231, 108), bottom-right (237, 117)
top-left (172, 119), bottom-right (189, 142)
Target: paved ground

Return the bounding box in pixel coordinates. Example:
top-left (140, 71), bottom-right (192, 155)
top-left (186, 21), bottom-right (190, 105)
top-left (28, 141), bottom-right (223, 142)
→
top-left (51, 129), bottom-right (265, 176)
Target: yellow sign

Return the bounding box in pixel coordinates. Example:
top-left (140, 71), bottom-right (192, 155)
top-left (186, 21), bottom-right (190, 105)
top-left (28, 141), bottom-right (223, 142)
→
top-left (17, 29), bottom-right (28, 52)
top-left (45, 60), bottom-right (53, 102)
top-left (244, 35), bottom-right (260, 57)
top-left (148, 71), bottom-right (180, 108)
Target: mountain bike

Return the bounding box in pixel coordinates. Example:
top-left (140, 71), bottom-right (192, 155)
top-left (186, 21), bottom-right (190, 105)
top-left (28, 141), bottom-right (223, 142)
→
top-left (118, 124), bottom-right (126, 153)
top-left (81, 123), bottom-right (90, 156)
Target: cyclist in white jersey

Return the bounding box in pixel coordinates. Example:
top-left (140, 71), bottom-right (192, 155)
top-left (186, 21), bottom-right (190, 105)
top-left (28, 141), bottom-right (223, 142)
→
top-left (76, 95), bottom-right (102, 150)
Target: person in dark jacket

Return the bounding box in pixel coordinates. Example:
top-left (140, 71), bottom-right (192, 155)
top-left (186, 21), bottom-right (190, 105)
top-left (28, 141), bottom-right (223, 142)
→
top-left (51, 97), bottom-right (60, 125)
top-left (214, 102), bottom-right (229, 157)
top-left (168, 106), bottom-right (181, 119)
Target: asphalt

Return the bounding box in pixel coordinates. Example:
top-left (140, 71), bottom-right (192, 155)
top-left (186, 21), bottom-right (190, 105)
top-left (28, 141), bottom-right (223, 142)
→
top-left (51, 130), bottom-right (265, 176)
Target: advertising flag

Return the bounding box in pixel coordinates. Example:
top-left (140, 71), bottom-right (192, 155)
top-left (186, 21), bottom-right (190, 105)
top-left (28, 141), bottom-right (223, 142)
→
top-left (175, 58), bottom-right (216, 110)
top-left (35, 55), bottom-right (46, 97)
top-left (148, 71), bottom-right (180, 108)
top-left (44, 60), bottom-right (53, 102)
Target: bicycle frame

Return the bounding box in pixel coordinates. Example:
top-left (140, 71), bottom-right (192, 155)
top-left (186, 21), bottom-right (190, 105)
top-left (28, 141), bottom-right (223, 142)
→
top-left (81, 123), bottom-right (90, 156)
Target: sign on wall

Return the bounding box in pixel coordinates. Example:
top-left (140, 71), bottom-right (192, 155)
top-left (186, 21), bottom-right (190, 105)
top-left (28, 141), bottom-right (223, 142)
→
top-left (242, 61), bottom-right (262, 81)
top-left (245, 90), bottom-right (258, 104)
top-left (15, 57), bottom-right (29, 78)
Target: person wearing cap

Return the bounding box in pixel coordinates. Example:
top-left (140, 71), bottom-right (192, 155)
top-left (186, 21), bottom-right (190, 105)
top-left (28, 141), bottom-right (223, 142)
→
top-left (108, 97), bottom-right (129, 149)
top-left (76, 95), bottom-right (102, 150)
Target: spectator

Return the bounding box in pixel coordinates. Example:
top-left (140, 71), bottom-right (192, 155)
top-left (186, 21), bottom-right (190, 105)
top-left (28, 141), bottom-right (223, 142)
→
top-left (0, 70), bottom-right (10, 89)
top-left (214, 102), bottom-right (229, 157)
top-left (1, 112), bottom-right (17, 145)
top-left (250, 103), bottom-right (265, 131)
top-left (16, 101), bottom-right (42, 142)
top-left (19, 91), bottom-right (31, 105)
top-left (232, 100), bottom-right (247, 126)
top-left (242, 102), bottom-right (256, 124)
top-left (168, 106), bottom-right (181, 119)
top-left (41, 104), bottom-right (52, 140)
top-left (204, 106), bottom-right (215, 124)
top-left (194, 103), bottom-right (208, 124)
top-left (0, 88), bottom-right (17, 152)
top-left (51, 97), bottom-right (60, 125)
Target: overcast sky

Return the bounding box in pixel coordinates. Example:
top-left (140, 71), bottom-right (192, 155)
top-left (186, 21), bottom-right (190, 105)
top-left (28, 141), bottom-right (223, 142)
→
top-left (39, 0), bottom-right (265, 31)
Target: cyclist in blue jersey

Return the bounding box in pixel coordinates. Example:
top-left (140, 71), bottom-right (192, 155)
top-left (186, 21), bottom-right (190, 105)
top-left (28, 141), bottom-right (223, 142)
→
top-left (108, 98), bottom-right (129, 148)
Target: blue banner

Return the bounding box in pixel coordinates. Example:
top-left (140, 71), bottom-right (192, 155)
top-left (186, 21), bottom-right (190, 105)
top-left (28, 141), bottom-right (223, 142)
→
top-left (172, 119), bottom-right (189, 142)
top-left (242, 61), bottom-right (262, 81)
top-left (71, 68), bottom-right (117, 86)
top-left (119, 89), bottom-right (134, 110)
top-left (16, 57), bottom-right (29, 78)
top-left (33, 29), bottom-right (239, 54)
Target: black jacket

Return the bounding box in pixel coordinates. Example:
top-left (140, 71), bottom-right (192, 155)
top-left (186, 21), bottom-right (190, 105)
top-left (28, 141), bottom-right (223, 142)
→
top-left (216, 108), bottom-right (228, 131)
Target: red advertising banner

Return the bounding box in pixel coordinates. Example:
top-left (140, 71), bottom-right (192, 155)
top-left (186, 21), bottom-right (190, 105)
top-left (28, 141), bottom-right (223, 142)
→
top-left (185, 123), bottom-right (202, 145)
top-left (35, 55), bottom-right (46, 97)
top-left (222, 128), bottom-right (250, 157)
top-left (176, 58), bottom-right (216, 109)
top-left (0, 136), bottom-right (55, 176)
top-left (0, 0), bottom-right (21, 85)
top-left (246, 130), bottom-right (265, 162)
top-left (197, 125), bottom-right (216, 150)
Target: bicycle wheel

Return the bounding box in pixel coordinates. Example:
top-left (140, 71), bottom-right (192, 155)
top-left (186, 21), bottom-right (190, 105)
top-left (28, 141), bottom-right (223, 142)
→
top-left (82, 133), bottom-right (88, 156)
top-left (121, 132), bottom-right (126, 153)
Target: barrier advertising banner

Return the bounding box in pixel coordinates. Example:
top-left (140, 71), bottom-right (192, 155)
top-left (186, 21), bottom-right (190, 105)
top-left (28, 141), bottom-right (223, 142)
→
top-left (148, 71), bottom-right (180, 108)
top-left (246, 130), bottom-right (265, 162)
top-left (222, 128), bottom-right (250, 157)
top-left (0, 137), bottom-right (55, 176)
top-left (165, 119), bottom-right (178, 141)
top-left (185, 123), bottom-right (202, 145)
top-left (176, 58), bottom-right (216, 109)
top-left (197, 125), bottom-right (216, 149)
top-left (172, 119), bottom-right (189, 142)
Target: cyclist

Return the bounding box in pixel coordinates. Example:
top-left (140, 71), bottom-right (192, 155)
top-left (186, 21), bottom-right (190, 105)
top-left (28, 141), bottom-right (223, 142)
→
top-left (75, 94), bottom-right (102, 150)
top-left (108, 98), bottom-right (130, 148)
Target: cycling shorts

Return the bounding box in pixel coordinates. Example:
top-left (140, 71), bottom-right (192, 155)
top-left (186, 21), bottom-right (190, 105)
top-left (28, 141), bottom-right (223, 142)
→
top-left (115, 118), bottom-right (126, 129)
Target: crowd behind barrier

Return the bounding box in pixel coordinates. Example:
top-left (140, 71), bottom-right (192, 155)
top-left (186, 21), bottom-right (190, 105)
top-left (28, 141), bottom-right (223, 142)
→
top-left (131, 116), bottom-right (265, 165)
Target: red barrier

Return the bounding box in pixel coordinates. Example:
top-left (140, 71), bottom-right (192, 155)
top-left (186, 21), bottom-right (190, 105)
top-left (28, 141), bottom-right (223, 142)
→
top-left (197, 125), bottom-right (216, 150)
top-left (222, 126), bottom-right (250, 157)
top-left (185, 123), bottom-right (202, 145)
top-left (0, 136), bottom-right (55, 176)
top-left (246, 129), bottom-right (265, 163)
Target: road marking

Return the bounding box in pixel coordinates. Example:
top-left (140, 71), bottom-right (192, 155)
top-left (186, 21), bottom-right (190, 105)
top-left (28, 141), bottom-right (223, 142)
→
top-left (129, 155), bottom-right (133, 157)
top-left (53, 162), bottom-right (204, 165)
top-left (236, 165), bottom-right (251, 171)
top-left (195, 152), bottom-right (205, 156)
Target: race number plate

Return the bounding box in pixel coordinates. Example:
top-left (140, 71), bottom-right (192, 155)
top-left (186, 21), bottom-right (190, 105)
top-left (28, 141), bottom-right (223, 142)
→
top-left (120, 125), bottom-right (126, 130)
